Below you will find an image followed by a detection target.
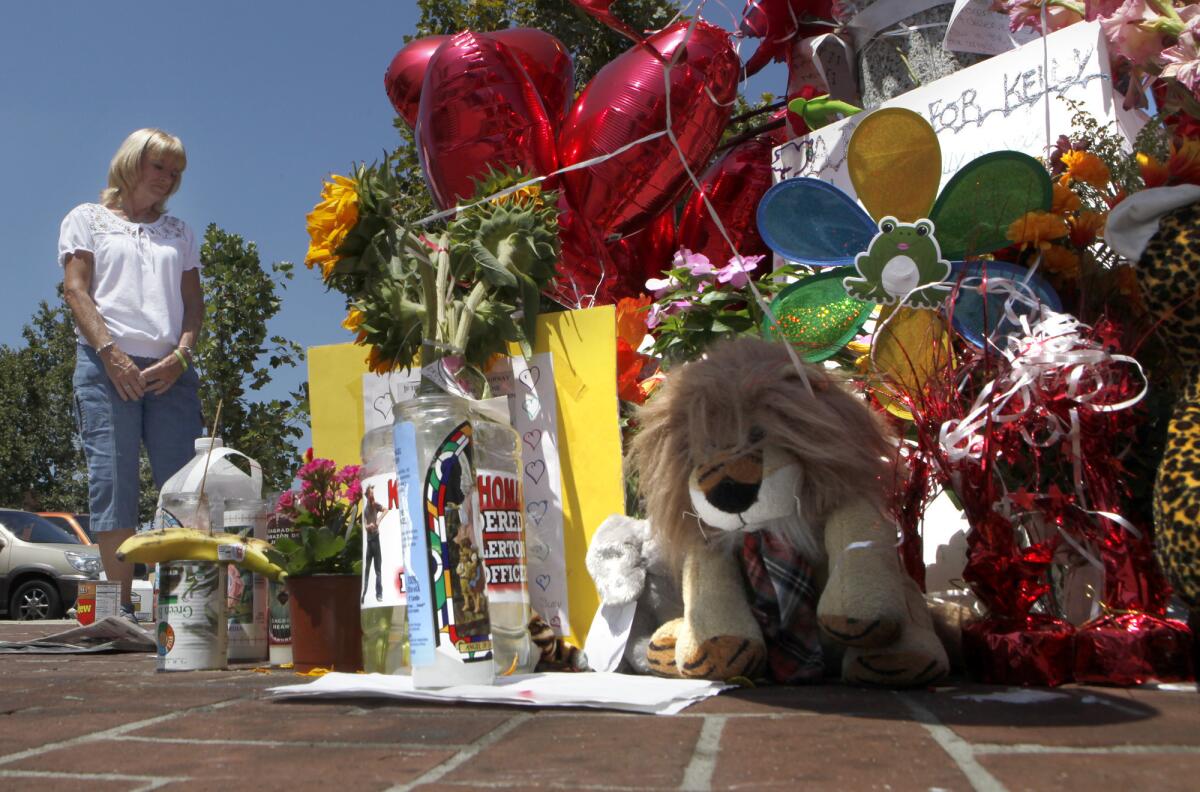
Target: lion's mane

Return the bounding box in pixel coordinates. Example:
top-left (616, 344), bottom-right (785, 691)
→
top-left (628, 338), bottom-right (893, 573)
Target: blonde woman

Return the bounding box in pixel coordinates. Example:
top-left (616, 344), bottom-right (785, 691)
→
top-left (59, 128), bottom-right (204, 617)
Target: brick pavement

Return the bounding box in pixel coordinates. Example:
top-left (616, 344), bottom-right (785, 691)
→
top-left (0, 620), bottom-right (1196, 791)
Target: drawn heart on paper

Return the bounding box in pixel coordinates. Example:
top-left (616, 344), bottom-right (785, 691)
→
top-left (522, 429), bottom-right (542, 449)
top-left (372, 395), bottom-right (393, 422)
top-left (525, 459), bottom-right (546, 485)
top-left (528, 542), bottom-right (550, 562)
top-left (523, 393), bottom-right (541, 421)
top-left (549, 615), bottom-right (562, 629)
top-left (518, 366), bottom-right (541, 390)
top-left (535, 574), bottom-right (552, 591)
top-left (526, 500), bottom-right (548, 526)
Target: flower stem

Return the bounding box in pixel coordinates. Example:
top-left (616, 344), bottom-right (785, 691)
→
top-left (453, 281), bottom-right (489, 352)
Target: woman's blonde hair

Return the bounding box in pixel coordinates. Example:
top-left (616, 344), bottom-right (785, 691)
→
top-left (99, 128), bottom-right (187, 213)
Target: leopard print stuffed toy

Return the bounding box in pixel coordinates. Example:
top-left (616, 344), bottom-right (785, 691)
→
top-left (1136, 198), bottom-right (1200, 613)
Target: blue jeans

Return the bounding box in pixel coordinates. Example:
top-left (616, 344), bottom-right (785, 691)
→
top-left (73, 344), bottom-right (203, 532)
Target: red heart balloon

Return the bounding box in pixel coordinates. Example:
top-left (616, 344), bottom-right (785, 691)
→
top-left (489, 28), bottom-right (574, 136)
top-left (558, 21), bottom-right (740, 239)
top-left (384, 35), bottom-right (449, 128)
top-left (608, 206), bottom-right (677, 299)
top-left (551, 196), bottom-right (619, 308)
top-left (416, 31), bottom-right (559, 210)
top-left (676, 137), bottom-right (776, 270)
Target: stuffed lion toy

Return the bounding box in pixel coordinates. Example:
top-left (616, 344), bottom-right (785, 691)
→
top-left (629, 337), bottom-right (948, 687)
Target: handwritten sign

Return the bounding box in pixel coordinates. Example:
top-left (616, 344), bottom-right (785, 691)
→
top-left (943, 0), bottom-right (1038, 56)
top-left (772, 22), bottom-right (1145, 197)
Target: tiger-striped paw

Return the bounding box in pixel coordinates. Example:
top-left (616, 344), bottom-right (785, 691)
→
top-left (646, 618), bottom-right (683, 677)
top-left (677, 634), bottom-right (766, 680)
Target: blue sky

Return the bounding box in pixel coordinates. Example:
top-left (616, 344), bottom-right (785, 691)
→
top-left (2, 2), bottom-right (783, 450)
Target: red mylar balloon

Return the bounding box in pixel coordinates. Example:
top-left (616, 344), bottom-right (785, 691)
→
top-left (559, 20), bottom-right (740, 239)
top-left (608, 206), bottom-right (677, 299)
top-left (489, 28), bottom-right (575, 135)
top-left (384, 35), bottom-right (449, 128)
top-left (741, 0), bottom-right (835, 76)
top-left (416, 31), bottom-right (559, 210)
top-left (551, 196), bottom-right (619, 308)
top-left (677, 137), bottom-right (775, 269)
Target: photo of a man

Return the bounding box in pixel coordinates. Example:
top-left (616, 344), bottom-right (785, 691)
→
top-left (361, 484), bottom-right (386, 603)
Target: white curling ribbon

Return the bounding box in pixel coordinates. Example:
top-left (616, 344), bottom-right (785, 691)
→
top-left (938, 291), bottom-right (1148, 467)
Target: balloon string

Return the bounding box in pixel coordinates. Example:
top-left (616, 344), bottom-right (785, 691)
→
top-left (659, 2), bottom-right (814, 395)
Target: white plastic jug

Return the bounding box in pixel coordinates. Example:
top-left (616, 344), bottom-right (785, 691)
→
top-left (157, 437), bottom-right (263, 520)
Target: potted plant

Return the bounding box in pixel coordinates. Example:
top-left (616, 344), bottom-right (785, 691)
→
top-left (268, 454), bottom-right (364, 672)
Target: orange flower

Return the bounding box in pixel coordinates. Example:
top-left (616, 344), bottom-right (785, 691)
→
top-left (1006, 211), bottom-right (1069, 249)
top-left (616, 338), bottom-right (650, 404)
top-left (1040, 245), bottom-right (1080, 278)
top-left (615, 295), bottom-right (652, 348)
top-left (1069, 210), bottom-right (1106, 248)
top-left (1051, 181), bottom-right (1081, 215)
top-left (1061, 150), bottom-right (1111, 190)
top-left (1166, 137), bottom-right (1200, 186)
top-left (1138, 152), bottom-right (1169, 188)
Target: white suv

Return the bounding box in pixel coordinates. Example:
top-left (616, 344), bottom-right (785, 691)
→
top-left (0, 509), bottom-right (102, 620)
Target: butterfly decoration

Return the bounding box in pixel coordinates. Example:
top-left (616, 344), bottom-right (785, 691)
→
top-left (756, 107), bottom-right (1061, 416)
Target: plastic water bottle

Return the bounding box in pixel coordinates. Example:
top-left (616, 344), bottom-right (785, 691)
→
top-left (360, 425), bottom-right (410, 674)
top-left (473, 416), bottom-right (537, 675)
top-left (156, 437), bottom-right (262, 524)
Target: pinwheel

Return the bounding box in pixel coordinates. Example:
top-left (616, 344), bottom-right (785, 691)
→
top-left (756, 107), bottom-right (1060, 415)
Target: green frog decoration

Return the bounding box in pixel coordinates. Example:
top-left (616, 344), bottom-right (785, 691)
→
top-left (842, 217), bottom-right (951, 308)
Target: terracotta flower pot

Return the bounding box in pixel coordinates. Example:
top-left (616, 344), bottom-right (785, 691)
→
top-left (286, 574), bottom-right (363, 673)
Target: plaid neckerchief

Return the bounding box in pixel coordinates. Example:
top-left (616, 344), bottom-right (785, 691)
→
top-left (740, 530), bottom-right (824, 683)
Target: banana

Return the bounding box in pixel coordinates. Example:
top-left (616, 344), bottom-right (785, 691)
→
top-left (116, 528), bottom-right (287, 582)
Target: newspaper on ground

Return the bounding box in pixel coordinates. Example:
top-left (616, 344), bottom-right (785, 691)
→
top-left (0, 616), bottom-right (156, 654)
top-left (267, 671), bottom-right (729, 715)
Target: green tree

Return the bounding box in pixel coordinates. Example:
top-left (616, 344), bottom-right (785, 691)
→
top-left (0, 295), bottom-right (89, 512)
top-left (196, 224), bottom-right (308, 496)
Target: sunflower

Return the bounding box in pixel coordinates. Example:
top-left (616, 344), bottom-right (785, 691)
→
top-left (305, 174), bottom-right (359, 278)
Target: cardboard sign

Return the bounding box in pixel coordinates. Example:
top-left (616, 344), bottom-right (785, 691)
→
top-left (772, 22), bottom-right (1146, 195)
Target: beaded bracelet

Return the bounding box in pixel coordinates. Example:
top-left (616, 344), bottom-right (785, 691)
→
top-left (172, 348), bottom-right (189, 371)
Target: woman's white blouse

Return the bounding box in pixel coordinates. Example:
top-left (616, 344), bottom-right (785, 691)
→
top-left (58, 203), bottom-right (200, 359)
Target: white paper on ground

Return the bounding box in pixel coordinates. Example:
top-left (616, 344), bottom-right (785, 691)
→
top-left (582, 601), bottom-right (637, 673)
top-left (955, 689), bottom-right (1068, 704)
top-left (267, 671), bottom-right (729, 716)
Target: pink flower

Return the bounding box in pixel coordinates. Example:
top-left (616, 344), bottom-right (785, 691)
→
top-left (992, 0), bottom-right (1085, 33)
top-left (343, 478), bottom-right (363, 505)
top-left (715, 255), bottom-right (764, 289)
top-left (275, 489), bottom-right (297, 517)
top-left (671, 248), bottom-right (714, 277)
top-left (645, 302), bottom-right (665, 329)
top-left (645, 275), bottom-right (680, 297)
top-left (1098, 0), bottom-right (1176, 66)
top-left (1162, 28), bottom-right (1200, 95)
